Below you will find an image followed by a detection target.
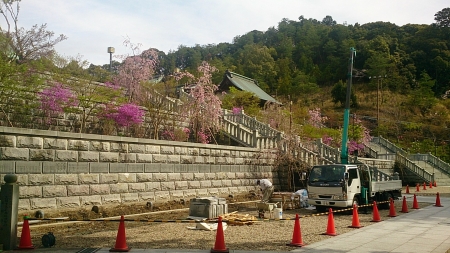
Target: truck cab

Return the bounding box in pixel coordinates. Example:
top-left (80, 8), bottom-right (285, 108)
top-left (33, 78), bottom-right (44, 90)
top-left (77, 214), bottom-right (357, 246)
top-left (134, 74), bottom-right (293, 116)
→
top-left (307, 164), bottom-right (401, 213)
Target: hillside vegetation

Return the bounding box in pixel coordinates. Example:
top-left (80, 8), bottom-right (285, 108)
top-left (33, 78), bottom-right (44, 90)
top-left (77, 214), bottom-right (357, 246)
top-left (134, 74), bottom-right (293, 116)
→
top-left (1, 1), bottom-right (449, 162)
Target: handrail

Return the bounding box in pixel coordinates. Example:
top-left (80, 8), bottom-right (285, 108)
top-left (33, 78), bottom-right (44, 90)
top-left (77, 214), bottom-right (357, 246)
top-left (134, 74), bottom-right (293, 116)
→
top-left (395, 153), bottom-right (434, 182)
top-left (372, 136), bottom-right (407, 156)
top-left (363, 144), bottom-right (378, 159)
top-left (221, 109), bottom-right (331, 166)
top-left (370, 166), bottom-right (397, 181)
top-left (408, 153), bottom-right (450, 176)
top-left (222, 109), bottom-right (279, 137)
top-left (315, 139), bottom-right (340, 163)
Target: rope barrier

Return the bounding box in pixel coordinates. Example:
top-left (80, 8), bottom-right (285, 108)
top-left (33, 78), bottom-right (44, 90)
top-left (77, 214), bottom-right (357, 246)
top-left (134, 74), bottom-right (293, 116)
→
top-left (24, 195), bottom-right (425, 224)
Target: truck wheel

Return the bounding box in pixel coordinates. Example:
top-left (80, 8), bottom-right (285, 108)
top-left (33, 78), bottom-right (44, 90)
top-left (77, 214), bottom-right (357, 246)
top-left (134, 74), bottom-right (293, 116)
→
top-left (349, 197), bottom-right (360, 214)
top-left (379, 192), bottom-right (391, 210)
top-left (352, 197), bottom-right (360, 207)
top-left (316, 206), bottom-right (327, 213)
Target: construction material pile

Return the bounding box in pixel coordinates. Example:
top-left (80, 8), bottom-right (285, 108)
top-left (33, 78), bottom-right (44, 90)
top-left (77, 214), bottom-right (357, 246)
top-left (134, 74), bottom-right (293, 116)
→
top-left (219, 211), bottom-right (258, 226)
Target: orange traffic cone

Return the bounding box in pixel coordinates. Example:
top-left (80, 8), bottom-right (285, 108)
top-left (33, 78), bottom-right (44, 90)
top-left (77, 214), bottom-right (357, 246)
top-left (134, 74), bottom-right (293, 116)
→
top-left (416, 183), bottom-right (420, 192)
top-left (429, 182), bottom-right (433, 189)
top-left (405, 185), bottom-right (410, 194)
top-left (287, 214), bottom-right (305, 247)
top-left (388, 198), bottom-right (397, 217)
top-left (412, 194), bottom-right (420, 209)
top-left (400, 196), bottom-right (409, 213)
top-left (434, 192), bottom-right (443, 207)
top-left (371, 201), bottom-right (381, 222)
top-left (17, 217), bottom-right (34, 249)
top-left (211, 216), bottom-right (229, 253)
top-left (110, 215), bottom-right (130, 252)
top-left (322, 208), bottom-right (337, 236)
top-left (423, 182), bottom-right (427, 190)
top-left (349, 204), bottom-right (362, 228)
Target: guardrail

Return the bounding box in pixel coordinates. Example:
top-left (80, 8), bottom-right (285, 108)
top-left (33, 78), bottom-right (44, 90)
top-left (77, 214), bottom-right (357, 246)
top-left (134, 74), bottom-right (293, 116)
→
top-left (315, 139), bottom-right (340, 163)
top-left (372, 136), bottom-right (448, 179)
top-left (222, 109), bottom-right (279, 137)
top-left (370, 166), bottom-right (398, 181)
top-left (372, 136), bottom-right (407, 156)
top-left (395, 153), bottom-right (434, 183)
top-left (364, 144), bottom-right (378, 159)
top-left (408, 153), bottom-right (450, 176)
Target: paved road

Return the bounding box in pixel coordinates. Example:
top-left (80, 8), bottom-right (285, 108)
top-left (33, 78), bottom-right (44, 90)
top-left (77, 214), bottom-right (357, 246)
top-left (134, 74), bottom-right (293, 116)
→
top-left (4, 195), bottom-right (449, 253)
top-left (292, 194), bottom-right (450, 253)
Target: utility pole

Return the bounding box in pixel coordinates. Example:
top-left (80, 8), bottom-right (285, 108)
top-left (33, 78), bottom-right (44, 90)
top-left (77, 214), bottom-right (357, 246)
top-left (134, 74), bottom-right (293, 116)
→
top-left (289, 95), bottom-right (292, 135)
top-left (369, 75), bottom-right (386, 136)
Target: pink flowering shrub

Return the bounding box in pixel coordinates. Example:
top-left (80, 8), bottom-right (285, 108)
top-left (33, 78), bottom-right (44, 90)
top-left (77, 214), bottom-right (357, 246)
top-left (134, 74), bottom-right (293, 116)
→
top-left (99, 103), bottom-right (144, 128)
top-left (104, 82), bottom-right (121, 90)
top-left (197, 129), bottom-right (211, 144)
top-left (322, 135), bottom-right (333, 146)
top-left (161, 127), bottom-right (191, 142)
top-left (318, 114), bottom-right (372, 156)
top-left (232, 107), bottom-right (242, 114)
top-left (114, 103), bottom-right (144, 127)
top-left (161, 130), bottom-right (175, 141)
top-left (38, 83), bottom-right (78, 123)
top-left (114, 38), bottom-right (159, 102)
top-left (348, 140), bottom-right (365, 155)
top-left (174, 61), bottom-right (222, 144)
top-left (308, 108), bottom-right (328, 128)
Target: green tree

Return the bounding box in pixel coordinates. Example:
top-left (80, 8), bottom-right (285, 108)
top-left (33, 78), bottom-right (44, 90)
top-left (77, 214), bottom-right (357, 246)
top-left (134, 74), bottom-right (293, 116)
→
top-left (331, 80), bottom-right (357, 107)
top-left (221, 87), bottom-right (260, 116)
top-left (434, 7), bottom-right (450, 27)
top-left (0, 55), bottom-right (42, 127)
top-left (238, 44), bottom-right (277, 92)
top-left (322, 15), bottom-right (337, 26)
top-left (407, 71), bottom-right (437, 116)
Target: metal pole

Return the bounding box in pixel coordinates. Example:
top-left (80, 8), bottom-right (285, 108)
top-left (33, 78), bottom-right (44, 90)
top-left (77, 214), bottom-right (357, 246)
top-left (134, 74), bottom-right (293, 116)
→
top-left (377, 78), bottom-right (380, 132)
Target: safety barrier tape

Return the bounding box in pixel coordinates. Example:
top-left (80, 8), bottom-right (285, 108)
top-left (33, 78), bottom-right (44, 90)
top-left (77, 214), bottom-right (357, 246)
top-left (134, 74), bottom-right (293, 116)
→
top-left (21, 199), bottom-right (386, 223)
top-left (25, 218), bottom-right (208, 223)
top-left (408, 192), bottom-right (443, 196)
top-left (25, 194), bottom-right (429, 224)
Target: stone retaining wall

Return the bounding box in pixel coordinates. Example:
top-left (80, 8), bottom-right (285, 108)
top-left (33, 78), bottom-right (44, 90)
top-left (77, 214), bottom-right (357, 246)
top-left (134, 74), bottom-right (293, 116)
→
top-left (0, 127), bottom-right (277, 211)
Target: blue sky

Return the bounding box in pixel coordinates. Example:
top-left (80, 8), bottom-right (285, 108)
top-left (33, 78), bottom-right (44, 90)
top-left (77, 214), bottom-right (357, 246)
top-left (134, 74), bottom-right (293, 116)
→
top-left (4, 0), bottom-right (449, 65)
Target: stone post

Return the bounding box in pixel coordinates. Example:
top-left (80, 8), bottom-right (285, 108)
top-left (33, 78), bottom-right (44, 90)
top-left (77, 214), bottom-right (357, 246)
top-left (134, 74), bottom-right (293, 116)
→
top-left (0, 174), bottom-right (19, 251)
top-left (393, 172), bottom-right (399, 181)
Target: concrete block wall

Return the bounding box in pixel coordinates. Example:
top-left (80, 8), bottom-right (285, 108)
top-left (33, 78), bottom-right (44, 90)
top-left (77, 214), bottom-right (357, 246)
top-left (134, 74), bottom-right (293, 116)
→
top-left (0, 126), bottom-right (278, 211)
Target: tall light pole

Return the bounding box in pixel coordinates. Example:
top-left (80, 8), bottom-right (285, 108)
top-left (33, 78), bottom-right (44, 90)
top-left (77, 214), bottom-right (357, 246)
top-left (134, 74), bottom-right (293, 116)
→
top-left (107, 47), bottom-right (115, 72)
top-left (369, 75), bottom-right (386, 135)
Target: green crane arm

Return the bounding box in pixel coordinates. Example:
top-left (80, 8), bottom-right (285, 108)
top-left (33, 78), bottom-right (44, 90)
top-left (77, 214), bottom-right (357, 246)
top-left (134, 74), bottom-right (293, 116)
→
top-left (340, 47), bottom-right (356, 164)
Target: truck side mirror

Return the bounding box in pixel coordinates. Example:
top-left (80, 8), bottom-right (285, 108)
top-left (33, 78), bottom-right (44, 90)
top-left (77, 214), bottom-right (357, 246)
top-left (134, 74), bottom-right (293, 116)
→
top-left (344, 172), bottom-right (349, 181)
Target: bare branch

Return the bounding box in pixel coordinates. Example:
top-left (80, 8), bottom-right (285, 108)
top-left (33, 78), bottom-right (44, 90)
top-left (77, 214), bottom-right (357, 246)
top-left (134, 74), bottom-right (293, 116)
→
top-left (0, 0), bottom-right (67, 63)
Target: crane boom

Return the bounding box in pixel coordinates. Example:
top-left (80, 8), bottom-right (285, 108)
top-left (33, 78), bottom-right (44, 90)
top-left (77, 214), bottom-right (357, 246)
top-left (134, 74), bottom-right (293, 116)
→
top-left (340, 47), bottom-right (356, 164)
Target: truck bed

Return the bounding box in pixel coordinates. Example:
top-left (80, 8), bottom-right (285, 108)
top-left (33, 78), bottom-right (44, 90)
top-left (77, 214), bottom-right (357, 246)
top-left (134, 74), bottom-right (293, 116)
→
top-left (371, 180), bottom-right (402, 192)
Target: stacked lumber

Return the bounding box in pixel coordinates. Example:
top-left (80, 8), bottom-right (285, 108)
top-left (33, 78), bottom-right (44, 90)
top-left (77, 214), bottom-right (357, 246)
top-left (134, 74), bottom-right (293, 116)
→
top-left (219, 211), bottom-right (258, 226)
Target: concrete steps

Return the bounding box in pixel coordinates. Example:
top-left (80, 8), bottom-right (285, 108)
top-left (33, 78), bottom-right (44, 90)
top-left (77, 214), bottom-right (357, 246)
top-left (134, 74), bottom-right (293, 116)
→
top-left (368, 140), bottom-right (450, 186)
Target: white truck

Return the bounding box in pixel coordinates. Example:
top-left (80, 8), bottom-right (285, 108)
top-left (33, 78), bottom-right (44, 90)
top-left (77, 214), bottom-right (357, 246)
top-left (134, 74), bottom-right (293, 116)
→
top-left (307, 163), bottom-right (402, 213)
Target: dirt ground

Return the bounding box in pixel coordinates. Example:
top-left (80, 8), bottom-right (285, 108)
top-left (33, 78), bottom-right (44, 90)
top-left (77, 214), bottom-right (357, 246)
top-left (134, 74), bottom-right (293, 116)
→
top-left (16, 186), bottom-right (450, 251)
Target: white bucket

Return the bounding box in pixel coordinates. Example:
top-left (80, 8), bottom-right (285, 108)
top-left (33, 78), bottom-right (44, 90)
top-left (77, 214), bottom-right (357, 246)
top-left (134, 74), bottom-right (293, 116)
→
top-left (274, 208), bottom-right (283, 219)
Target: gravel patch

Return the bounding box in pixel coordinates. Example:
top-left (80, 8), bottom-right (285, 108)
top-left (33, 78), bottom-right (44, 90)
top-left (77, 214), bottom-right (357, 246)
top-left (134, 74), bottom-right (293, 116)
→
top-left (23, 187), bottom-right (448, 252)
